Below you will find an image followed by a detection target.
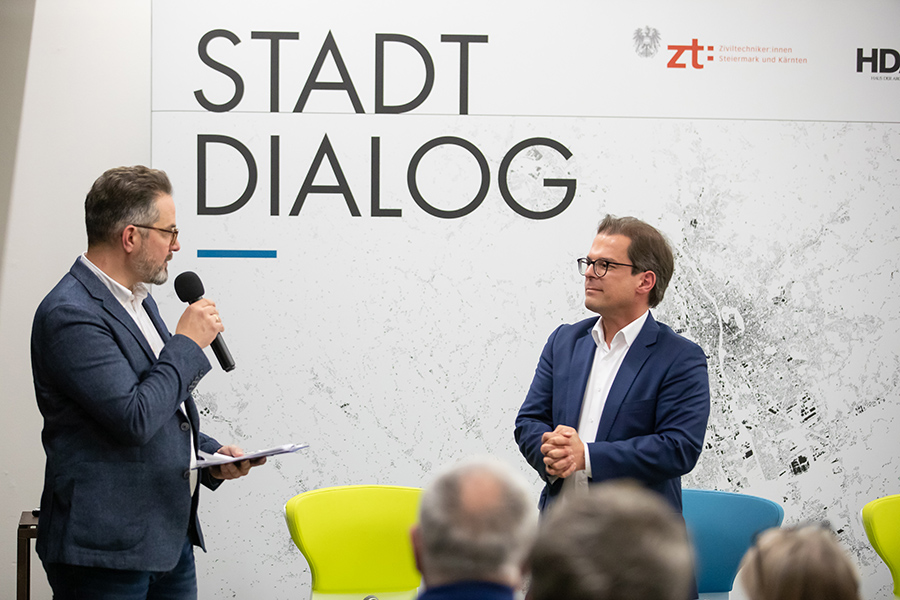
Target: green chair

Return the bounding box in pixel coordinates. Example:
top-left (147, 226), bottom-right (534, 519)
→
top-left (863, 493), bottom-right (900, 597)
top-left (284, 485), bottom-right (423, 600)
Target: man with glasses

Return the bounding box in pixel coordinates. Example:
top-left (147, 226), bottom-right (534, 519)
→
top-left (515, 214), bottom-right (710, 518)
top-left (31, 165), bottom-right (264, 599)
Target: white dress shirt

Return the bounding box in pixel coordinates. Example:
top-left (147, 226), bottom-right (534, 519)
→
top-left (562, 310), bottom-right (649, 496)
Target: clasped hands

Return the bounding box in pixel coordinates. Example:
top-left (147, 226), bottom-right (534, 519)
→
top-left (541, 425), bottom-right (586, 478)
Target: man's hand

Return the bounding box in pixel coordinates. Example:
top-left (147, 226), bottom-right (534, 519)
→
top-left (540, 425), bottom-right (586, 478)
top-left (175, 298), bottom-right (224, 349)
top-left (208, 445), bottom-right (266, 480)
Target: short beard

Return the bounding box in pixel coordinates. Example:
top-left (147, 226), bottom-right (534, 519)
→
top-left (134, 247), bottom-right (169, 285)
top-left (146, 266), bottom-right (168, 286)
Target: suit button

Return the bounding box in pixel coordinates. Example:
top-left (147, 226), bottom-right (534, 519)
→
top-left (183, 470), bottom-right (190, 480)
top-left (181, 422), bottom-right (190, 431)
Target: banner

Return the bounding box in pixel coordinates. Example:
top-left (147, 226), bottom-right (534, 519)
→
top-left (152, 2), bottom-right (900, 597)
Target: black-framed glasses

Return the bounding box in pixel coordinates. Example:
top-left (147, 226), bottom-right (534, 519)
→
top-left (576, 257), bottom-right (637, 278)
top-left (132, 224), bottom-right (179, 245)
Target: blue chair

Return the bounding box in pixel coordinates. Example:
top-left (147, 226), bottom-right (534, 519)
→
top-left (682, 489), bottom-right (784, 596)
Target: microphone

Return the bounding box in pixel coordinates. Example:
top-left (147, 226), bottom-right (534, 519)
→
top-left (174, 271), bottom-right (235, 372)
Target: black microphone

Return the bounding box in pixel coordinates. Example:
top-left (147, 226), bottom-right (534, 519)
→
top-left (174, 271), bottom-right (235, 372)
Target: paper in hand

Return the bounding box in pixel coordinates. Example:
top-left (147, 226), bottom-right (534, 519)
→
top-left (193, 443), bottom-right (309, 469)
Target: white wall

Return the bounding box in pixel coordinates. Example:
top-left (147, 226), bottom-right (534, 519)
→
top-left (2, 3), bottom-right (898, 600)
top-left (0, 1), bottom-right (151, 597)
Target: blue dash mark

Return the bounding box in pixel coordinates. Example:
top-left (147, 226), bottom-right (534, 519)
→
top-left (197, 250), bottom-right (277, 259)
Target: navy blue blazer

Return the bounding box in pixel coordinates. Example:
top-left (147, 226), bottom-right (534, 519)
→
top-left (31, 259), bottom-right (222, 571)
top-left (515, 313), bottom-right (710, 512)
top-left (419, 581), bottom-right (515, 600)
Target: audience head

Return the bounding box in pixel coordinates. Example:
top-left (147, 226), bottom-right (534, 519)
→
top-left (738, 524), bottom-right (861, 600)
top-left (412, 456), bottom-right (537, 588)
top-left (528, 481), bottom-right (693, 600)
top-left (85, 165), bottom-right (172, 247)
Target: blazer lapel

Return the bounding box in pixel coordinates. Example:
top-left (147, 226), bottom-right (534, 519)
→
top-left (70, 260), bottom-right (157, 363)
top-left (566, 321), bottom-right (598, 426)
top-left (595, 313), bottom-right (659, 442)
top-left (143, 289), bottom-right (201, 437)
top-left (143, 294), bottom-right (171, 343)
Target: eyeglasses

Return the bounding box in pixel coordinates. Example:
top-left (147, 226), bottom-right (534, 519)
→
top-left (132, 224), bottom-right (179, 245)
top-left (576, 257), bottom-right (637, 278)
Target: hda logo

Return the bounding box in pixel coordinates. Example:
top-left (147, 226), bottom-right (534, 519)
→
top-left (857, 48), bottom-right (900, 73)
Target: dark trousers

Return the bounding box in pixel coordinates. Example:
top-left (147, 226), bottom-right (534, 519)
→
top-left (43, 536), bottom-right (197, 600)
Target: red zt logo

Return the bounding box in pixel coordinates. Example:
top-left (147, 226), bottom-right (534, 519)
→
top-left (667, 39), bottom-right (714, 69)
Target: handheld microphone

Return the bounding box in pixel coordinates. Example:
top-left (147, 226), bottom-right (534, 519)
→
top-left (174, 271), bottom-right (235, 372)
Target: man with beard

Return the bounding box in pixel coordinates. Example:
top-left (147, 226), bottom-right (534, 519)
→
top-left (31, 165), bottom-right (264, 599)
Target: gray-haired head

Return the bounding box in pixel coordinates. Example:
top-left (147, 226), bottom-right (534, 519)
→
top-left (85, 165), bottom-right (172, 247)
top-left (414, 456), bottom-right (537, 588)
top-left (528, 481), bottom-right (693, 600)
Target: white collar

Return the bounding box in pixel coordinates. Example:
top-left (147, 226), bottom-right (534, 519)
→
top-left (79, 253), bottom-right (150, 305)
top-left (591, 310), bottom-right (649, 349)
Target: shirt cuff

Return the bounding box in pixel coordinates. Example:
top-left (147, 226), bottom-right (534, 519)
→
top-left (583, 442), bottom-right (592, 478)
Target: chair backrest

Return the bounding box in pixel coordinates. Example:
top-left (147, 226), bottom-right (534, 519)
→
top-left (863, 493), bottom-right (900, 597)
top-left (284, 485), bottom-right (423, 600)
top-left (682, 489), bottom-right (784, 594)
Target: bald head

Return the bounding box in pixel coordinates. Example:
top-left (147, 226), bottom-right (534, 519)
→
top-left (414, 457), bottom-right (537, 588)
top-left (460, 469), bottom-right (505, 513)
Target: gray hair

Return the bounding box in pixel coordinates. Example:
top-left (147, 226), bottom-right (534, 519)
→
top-left (85, 165), bottom-right (172, 247)
top-left (417, 457), bottom-right (537, 583)
top-left (529, 481), bottom-right (694, 600)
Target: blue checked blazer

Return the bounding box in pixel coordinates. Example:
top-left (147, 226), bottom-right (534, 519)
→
top-left (31, 258), bottom-right (222, 571)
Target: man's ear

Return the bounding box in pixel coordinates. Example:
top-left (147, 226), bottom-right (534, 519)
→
top-left (121, 225), bottom-right (139, 254)
top-left (636, 270), bottom-right (656, 298)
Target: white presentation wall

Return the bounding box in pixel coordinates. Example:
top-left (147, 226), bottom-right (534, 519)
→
top-left (2, 1), bottom-right (896, 598)
top-left (149, 2), bottom-right (900, 597)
